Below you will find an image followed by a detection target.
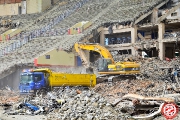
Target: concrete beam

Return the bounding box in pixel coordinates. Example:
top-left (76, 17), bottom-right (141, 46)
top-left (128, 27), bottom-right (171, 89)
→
top-left (97, 27), bottom-right (104, 33)
top-left (156, 2), bottom-right (180, 23)
top-left (161, 38), bottom-right (178, 42)
top-left (103, 28), bottom-right (132, 34)
top-left (134, 0), bottom-right (169, 25)
top-left (105, 46), bottom-right (133, 51)
top-left (134, 10), bottom-right (154, 25)
top-left (138, 33), bottom-right (145, 40)
top-left (105, 45), bottom-right (137, 56)
top-left (105, 43), bottom-right (133, 47)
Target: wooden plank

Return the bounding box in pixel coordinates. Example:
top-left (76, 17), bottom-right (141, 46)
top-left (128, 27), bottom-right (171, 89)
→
top-left (122, 93), bottom-right (175, 102)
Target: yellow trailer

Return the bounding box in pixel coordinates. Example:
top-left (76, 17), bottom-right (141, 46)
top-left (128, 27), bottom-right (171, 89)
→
top-left (49, 72), bottom-right (96, 87)
top-left (19, 68), bottom-right (96, 94)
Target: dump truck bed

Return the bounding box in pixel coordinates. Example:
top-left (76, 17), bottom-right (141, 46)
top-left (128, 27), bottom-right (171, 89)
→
top-left (49, 73), bottom-right (96, 87)
top-left (32, 68), bottom-right (96, 87)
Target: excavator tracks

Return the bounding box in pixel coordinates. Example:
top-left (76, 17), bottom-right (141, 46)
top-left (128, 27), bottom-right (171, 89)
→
top-left (96, 74), bottom-right (137, 84)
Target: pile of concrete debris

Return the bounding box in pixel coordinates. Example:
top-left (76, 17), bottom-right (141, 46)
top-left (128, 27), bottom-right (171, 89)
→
top-left (0, 87), bottom-right (21, 105)
top-left (106, 51), bottom-right (180, 82)
top-left (0, 87), bottom-right (120, 119)
top-left (1, 84), bottom-right (180, 120)
top-left (1, 57), bottom-right (180, 119)
top-left (93, 78), bottom-right (180, 119)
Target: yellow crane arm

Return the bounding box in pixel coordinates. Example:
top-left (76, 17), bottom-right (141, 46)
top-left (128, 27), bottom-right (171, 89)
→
top-left (74, 43), bottom-right (90, 68)
top-left (74, 42), bottom-right (115, 64)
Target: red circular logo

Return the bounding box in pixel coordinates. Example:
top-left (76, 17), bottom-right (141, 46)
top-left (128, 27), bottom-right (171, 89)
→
top-left (161, 102), bottom-right (179, 119)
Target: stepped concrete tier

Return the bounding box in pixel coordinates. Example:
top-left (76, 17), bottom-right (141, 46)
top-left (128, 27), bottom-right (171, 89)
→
top-left (0, 0), bottom-right (79, 49)
top-left (0, 0), bottom-right (90, 53)
top-left (0, 0), bottom-right (165, 79)
top-left (9, 0), bottom-right (88, 40)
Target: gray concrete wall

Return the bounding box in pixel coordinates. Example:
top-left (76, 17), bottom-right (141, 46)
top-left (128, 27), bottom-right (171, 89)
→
top-left (0, 67), bottom-right (32, 91)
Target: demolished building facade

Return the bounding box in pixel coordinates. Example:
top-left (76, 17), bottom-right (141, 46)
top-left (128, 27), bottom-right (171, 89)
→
top-left (94, 0), bottom-right (180, 61)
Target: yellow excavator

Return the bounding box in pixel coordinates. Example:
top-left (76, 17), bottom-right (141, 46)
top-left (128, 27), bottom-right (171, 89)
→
top-left (74, 42), bottom-right (140, 82)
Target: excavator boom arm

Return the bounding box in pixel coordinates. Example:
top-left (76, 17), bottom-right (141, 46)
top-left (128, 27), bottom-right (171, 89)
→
top-left (74, 43), bottom-right (115, 64)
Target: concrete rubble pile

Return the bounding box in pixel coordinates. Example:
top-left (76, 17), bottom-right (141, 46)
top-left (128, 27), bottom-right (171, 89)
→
top-left (110, 51), bottom-right (135, 62)
top-left (93, 79), bottom-right (180, 119)
top-left (139, 58), bottom-right (180, 81)
top-left (1, 87), bottom-right (119, 119)
top-left (1, 85), bottom-right (180, 120)
top-left (94, 79), bottom-right (179, 102)
top-left (0, 87), bottom-right (22, 105)
top-left (109, 51), bottom-right (180, 82)
top-left (46, 87), bottom-right (119, 120)
top-left (1, 57), bottom-right (180, 119)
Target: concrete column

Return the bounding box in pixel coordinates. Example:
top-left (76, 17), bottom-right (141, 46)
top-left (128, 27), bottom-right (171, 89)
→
top-left (100, 31), bottom-right (105, 46)
top-left (158, 23), bottom-right (165, 40)
top-left (130, 47), bottom-right (136, 56)
top-left (159, 42), bottom-right (165, 60)
top-left (84, 50), bottom-right (90, 63)
top-left (151, 8), bottom-right (158, 23)
top-left (131, 26), bottom-right (137, 43)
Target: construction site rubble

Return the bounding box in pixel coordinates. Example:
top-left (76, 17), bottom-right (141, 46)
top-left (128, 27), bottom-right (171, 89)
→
top-left (0, 87), bottom-right (119, 119)
top-left (1, 75), bottom-right (180, 120)
top-left (0, 87), bottom-right (21, 105)
top-left (1, 53), bottom-right (180, 119)
top-left (109, 51), bottom-right (180, 82)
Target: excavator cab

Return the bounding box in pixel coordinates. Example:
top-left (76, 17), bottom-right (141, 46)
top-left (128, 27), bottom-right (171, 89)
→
top-left (98, 58), bottom-right (112, 72)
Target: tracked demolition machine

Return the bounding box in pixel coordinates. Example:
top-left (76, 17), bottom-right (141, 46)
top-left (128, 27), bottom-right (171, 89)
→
top-left (74, 42), bottom-right (140, 81)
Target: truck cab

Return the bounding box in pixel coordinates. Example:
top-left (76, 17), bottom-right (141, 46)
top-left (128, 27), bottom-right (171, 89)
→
top-left (19, 69), bottom-right (47, 94)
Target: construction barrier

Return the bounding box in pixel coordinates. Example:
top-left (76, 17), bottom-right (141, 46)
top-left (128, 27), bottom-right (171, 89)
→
top-left (6, 34), bottom-right (10, 40)
top-left (77, 28), bottom-right (81, 34)
top-left (68, 21), bottom-right (92, 35)
top-left (68, 29), bottom-right (70, 35)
